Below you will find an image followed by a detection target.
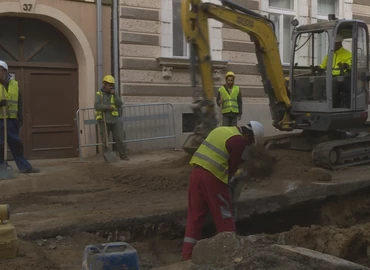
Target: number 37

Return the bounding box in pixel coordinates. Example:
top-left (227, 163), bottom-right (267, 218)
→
top-left (23, 3), bottom-right (33, 11)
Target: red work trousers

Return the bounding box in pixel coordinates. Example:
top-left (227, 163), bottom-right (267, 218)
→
top-left (182, 167), bottom-right (236, 260)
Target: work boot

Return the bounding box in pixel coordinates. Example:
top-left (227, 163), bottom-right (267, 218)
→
top-left (21, 168), bottom-right (40, 174)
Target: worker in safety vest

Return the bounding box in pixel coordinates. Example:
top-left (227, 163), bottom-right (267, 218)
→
top-left (94, 75), bottom-right (129, 160)
top-left (315, 34), bottom-right (352, 76)
top-left (0, 60), bottom-right (40, 173)
top-left (216, 71), bottom-right (242, 126)
top-left (182, 121), bottom-right (264, 261)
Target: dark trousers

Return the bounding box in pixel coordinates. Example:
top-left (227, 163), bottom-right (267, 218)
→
top-left (0, 118), bottom-right (32, 172)
top-left (182, 167), bottom-right (235, 260)
top-left (222, 114), bottom-right (238, 126)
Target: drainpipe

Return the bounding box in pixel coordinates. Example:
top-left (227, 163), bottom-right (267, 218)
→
top-left (112, 0), bottom-right (120, 96)
top-left (97, 0), bottom-right (103, 89)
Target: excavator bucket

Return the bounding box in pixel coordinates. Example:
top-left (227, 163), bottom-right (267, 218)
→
top-left (245, 144), bottom-right (276, 178)
top-left (182, 133), bottom-right (203, 154)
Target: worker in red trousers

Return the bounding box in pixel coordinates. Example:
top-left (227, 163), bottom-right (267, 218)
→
top-left (182, 121), bottom-right (264, 260)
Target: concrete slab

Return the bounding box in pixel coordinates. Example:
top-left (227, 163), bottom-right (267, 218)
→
top-left (272, 245), bottom-right (370, 270)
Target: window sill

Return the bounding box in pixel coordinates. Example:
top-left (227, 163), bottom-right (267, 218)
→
top-left (156, 57), bottom-right (228, 80)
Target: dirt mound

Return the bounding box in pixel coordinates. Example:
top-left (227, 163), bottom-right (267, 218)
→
top-left (257, 149), bottom-right (332, 183)
top-left (113, 161), bottom-right (191, 193)
top-left (277, 224), bottom-right (370, 263)
top-left (111, 148), bottom-right (329, 194)
top-left (162, 153), bottom-right (192, 168)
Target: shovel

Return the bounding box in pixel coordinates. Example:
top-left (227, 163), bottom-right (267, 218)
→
top-left (0, 86), bottom-right (14, 180)
top-left (102, 112), bottom-right (118, 163)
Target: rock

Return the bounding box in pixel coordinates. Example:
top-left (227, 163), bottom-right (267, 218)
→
top-left (232, 257), bottom-right (243, 263)
top-left (36, 240), bottom-right (44, 246)
top-left (271, 245), bottom-right (370, 270)
top-left (192, 232), bottom-right (241, 265)
top-left (56, 235), bottom-right (64, 241)
top-left (119, 236), bottom-right (126, 242)
top-left (47, 243), bottom-right (57, 250)
top-left (308, 167), bottom-right (332, 182)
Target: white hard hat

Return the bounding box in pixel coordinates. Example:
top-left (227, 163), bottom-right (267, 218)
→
top-left (335, 34), bottom-right (344, 42)
top-left (250, 120), bottom-right (264, 145)
top-left (0, 60), bottom-right (8, 71)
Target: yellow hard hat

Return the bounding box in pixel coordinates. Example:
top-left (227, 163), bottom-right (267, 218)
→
top-left (225, 71), bottom-right (235, 78)
top-left (102, 75), bottom-right (115, 84)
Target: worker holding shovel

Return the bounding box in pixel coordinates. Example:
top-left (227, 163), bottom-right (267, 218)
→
top-left (0, 60), bottom-right (40, 179)
top-left (182, 121), bottom-right (264, 260)
top-left (94, 75), bottom-right (129, 162)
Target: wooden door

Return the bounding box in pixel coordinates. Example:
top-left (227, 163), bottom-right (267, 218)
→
top-left (23, 69), bottom-right (78, 159)
top-left (0, 16), bottom-right (79, 159)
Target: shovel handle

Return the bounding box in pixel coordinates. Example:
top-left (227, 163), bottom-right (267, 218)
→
top-left (1, 86), bottom-right (7, 162)
top-left (102, 112), bottom-right (109, 149)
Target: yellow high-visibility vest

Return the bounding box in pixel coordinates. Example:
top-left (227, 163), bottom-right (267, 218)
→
top-left (95, 91), bottom-right (119, 120)
top-left (320, 47), bottom-right (352, 76)
top-left (0, 80), bottom-right (19, 119)
top-left (190, 126), bottom-right (241, 184)
top-left (219, 85), bottom-right (240, 114)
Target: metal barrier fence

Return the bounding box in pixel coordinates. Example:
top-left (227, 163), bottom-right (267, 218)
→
top-left (76, 103), bottom-right (176, 160)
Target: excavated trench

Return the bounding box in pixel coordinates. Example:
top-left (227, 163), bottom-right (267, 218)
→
top-left (70, 187), bottom-right (370, 269)
top-left (87, 187), bottom-right (370, 240)
top-left (14, 186), bottom-right (370, 269)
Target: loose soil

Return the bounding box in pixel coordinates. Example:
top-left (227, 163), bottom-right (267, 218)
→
top-left (0, 148), bottom-right (368, 269)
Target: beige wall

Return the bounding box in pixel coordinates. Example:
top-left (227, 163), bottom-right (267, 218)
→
top-left (119, 0), bottom-right (264, 98)
top-left (353, 0), bottom-right (370, 35)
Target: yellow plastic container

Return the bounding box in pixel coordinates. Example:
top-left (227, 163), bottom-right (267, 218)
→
top-left (0, 222), bottom-right (18, 259)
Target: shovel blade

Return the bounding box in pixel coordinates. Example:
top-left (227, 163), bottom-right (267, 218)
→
top-left (0, 164), bottom-right (15, 180)
top-left (104, 151), bottom-right (118, 163)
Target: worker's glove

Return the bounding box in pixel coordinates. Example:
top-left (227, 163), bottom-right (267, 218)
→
top-left (338, 63), bottom-right (350, 70)
top-left (312, 65), bottom-right (323, 72)
top-left (0, 99), bottom-right (7, 107)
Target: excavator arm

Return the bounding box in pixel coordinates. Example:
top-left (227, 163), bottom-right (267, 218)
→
top-left (181, 0), bottom-right (295, 154)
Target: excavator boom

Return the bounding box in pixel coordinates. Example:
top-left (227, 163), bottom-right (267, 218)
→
top-left (181, 0), bottom-right (294, 154)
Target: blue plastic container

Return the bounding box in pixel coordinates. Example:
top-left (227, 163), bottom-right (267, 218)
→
top-left (82, 242), bottom-right (140, 270)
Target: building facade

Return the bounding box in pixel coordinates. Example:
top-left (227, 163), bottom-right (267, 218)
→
top-left (0, 0), bottom-right (112, 159)
top-left (119, 0), bottom-right (370, 98)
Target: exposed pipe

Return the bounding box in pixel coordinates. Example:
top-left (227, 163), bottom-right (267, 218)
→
top-left (97, 0), bottom-right (103, 89)
top-left (112, 0), bottom-right (120, 95)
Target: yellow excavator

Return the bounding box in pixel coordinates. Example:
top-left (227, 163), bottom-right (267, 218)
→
top-left (181, 0), bottom-right (370, 170)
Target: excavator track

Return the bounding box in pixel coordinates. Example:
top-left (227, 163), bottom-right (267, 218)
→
top-left (312, 136), bottom-right (370, 170)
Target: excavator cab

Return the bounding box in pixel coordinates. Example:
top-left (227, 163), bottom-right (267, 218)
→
top-left (290, 19), bottom-right (370, 131)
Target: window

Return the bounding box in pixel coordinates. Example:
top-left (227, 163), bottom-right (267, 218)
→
top-left (267, 0), bottom-right (296, 64)
top-left (316, 0), bottom-right (339, 65)
top-left (172, 0), bottom-right (188, 57)
top-left (269, 0), bottom-right (294, 9)
top-left (161, 0), bottom-right (222, 60)
top-left (356, 26), bottom-right (367, 95)
top-left (317, 0), bottom-right (339, 16)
